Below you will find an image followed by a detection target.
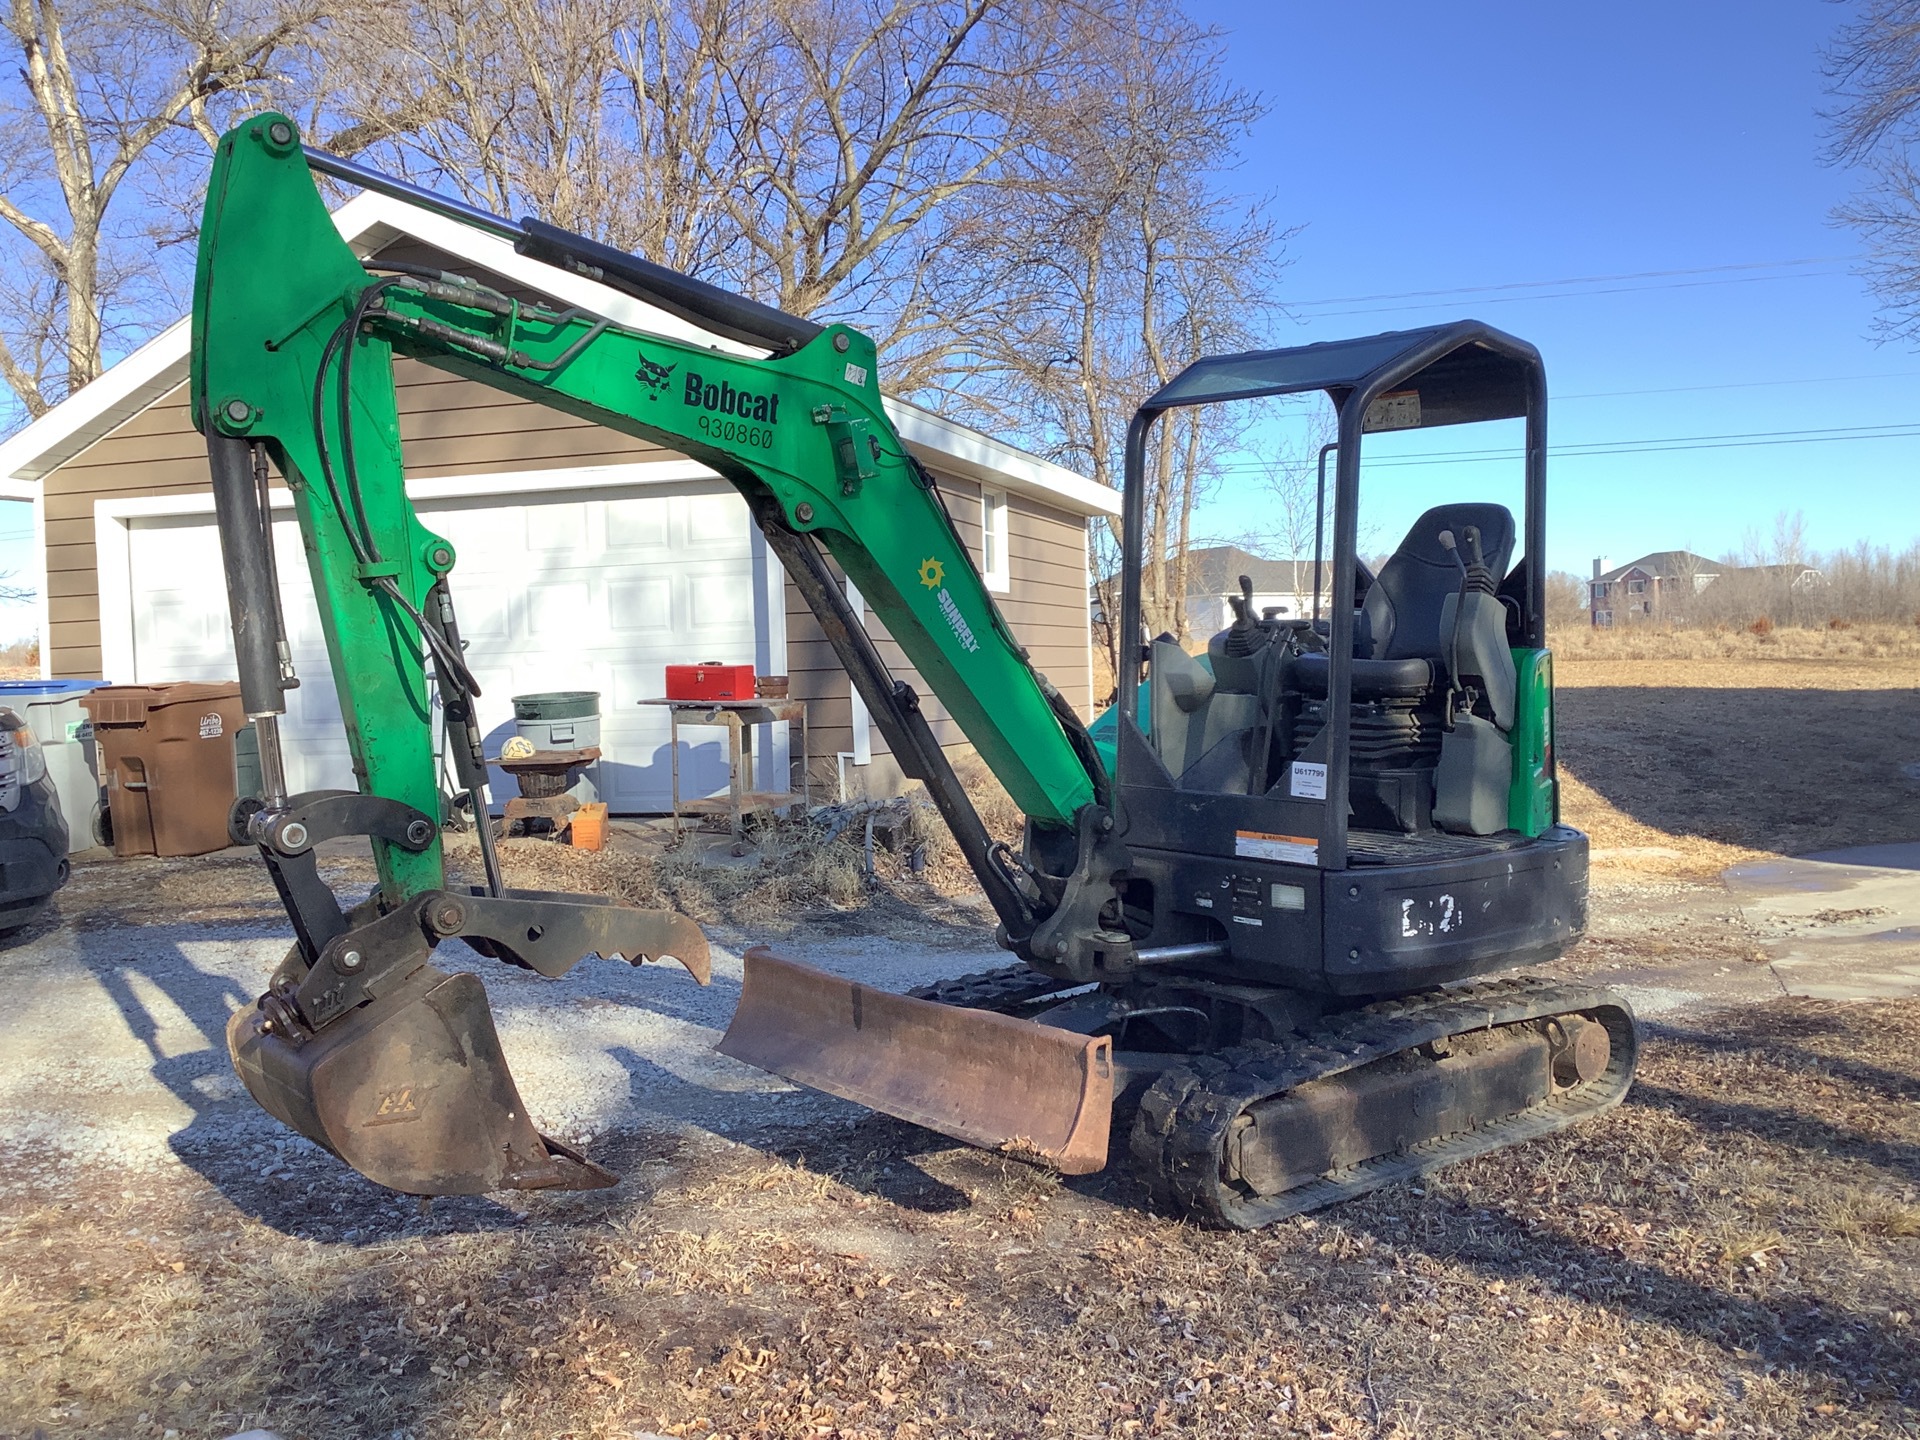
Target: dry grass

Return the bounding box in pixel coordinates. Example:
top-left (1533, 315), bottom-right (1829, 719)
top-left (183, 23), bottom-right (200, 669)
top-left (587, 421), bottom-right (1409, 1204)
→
top-left (1550, 620), bottom-right (1920, 664)
top-left (1553, 640), bottom-right (1920, 879)
top-left (3, 997), bottom-right (1917, 1440)
top-left (477, 821), bottom-right (873, 928)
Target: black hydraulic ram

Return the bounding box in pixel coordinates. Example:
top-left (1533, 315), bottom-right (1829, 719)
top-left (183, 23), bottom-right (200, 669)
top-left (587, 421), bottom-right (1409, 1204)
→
top-left (207, 432), bottom-right (299, 812)
top-left (301, 147), bottom-right (824, 356)
top-left (207, 433), bottom-right (287, 719)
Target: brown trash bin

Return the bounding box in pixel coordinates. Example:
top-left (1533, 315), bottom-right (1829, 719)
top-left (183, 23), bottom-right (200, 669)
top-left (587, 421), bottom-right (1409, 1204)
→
top-left (80, 683), bottom-right (247, 857)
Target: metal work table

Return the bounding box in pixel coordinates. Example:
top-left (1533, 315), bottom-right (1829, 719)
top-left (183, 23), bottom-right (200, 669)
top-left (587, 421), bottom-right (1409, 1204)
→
top-left (638, 698), bottom-right (809, 847)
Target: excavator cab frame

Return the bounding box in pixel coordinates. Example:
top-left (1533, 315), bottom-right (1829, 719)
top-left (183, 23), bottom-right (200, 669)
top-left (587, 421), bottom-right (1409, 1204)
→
top-left (1120, 322), bottom-right (1548, 866)
top-left (1096, 326), bottom-right (1583, 1000)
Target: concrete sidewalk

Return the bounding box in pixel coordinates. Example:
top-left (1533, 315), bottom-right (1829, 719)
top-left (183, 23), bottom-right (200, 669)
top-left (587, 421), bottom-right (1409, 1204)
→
top-left (1724, 841), bottom-right (1920, 1001)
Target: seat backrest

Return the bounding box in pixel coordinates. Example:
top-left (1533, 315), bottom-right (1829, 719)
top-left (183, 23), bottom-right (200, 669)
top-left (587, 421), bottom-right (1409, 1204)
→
top-left (1359, 503), bottom-right (1516, 661)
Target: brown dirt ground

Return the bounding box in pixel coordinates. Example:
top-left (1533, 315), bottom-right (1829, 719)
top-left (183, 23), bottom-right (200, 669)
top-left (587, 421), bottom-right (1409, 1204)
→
top-left (1555, 631), bottom-right (1920, 880)
top-left (2, 999), bottom-right (1916, 1440)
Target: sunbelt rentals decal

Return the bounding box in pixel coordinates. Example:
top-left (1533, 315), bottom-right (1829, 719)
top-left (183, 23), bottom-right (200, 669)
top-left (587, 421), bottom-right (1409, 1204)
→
top-left (919, 557), bottom-right (980, 654)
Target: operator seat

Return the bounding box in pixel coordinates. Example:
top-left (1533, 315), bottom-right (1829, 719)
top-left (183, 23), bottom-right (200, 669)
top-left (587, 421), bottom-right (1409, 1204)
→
top-left (1290, 503), bottom-right (1518, 833)
top-left (1336, 503), bottom-right (1512, 679)
top-left (1295, 501), bottom-right (1516, 698)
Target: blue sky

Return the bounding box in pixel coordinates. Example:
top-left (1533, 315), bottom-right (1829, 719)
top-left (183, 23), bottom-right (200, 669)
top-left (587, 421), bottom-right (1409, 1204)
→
top-left (1187, 0), bottom-right (1920, 574)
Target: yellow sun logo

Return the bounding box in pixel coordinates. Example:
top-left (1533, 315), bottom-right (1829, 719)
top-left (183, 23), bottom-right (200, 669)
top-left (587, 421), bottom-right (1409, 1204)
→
top-left (918, 557), bottom-right (945, 590)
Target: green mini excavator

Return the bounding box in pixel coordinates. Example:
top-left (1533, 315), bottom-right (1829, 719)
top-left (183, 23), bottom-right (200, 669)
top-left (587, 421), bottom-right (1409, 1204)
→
top-left (193, 114), bottom-right (1636, 1226)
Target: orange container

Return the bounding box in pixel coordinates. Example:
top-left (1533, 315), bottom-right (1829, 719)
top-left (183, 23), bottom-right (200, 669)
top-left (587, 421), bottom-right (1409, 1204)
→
top-left (570, 802), bottom-right (608, 851)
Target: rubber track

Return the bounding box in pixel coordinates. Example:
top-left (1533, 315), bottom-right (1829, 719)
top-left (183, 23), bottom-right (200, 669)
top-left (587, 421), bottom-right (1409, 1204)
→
top-left (907, 964), bottom-right (1083, 1013)
top-left (1129, 975), bottom-right (1638, 1230)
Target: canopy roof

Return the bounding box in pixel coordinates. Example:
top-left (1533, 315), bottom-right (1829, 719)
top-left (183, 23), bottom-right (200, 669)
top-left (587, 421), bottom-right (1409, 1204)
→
top-left (1144, 320), bottom-right (1541, 431)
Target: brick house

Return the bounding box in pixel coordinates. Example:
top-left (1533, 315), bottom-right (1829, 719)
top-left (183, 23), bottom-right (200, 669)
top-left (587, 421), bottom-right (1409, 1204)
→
top-left (1588, 551), bottom-right (1721, 626)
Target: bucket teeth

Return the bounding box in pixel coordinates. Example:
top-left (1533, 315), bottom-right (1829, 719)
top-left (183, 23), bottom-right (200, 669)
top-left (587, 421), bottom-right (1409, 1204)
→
top-left (719, 946), bottom-right (1114, 1175)
top-left (229, 962), bottom-right (610, 1196)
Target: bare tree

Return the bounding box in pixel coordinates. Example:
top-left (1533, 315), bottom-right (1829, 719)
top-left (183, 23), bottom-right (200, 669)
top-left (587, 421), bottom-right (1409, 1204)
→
top-left (938, 7), bottom-right (1280, 665)
top-left (1542, 568), bottom-right (1587, 634)
top-left (1256, 406), bottom-right (1335, 615)
top-left (1825, 0), bottom-right (1920, 339)
top-left (314, 0), bottom-right (1118, 387)
top-left (0, 0), bottom-right (329, 428)
top-left (1, 0), bottom-right (1291, 711)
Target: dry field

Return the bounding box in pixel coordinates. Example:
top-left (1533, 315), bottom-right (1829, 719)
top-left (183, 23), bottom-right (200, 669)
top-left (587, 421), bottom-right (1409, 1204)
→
top-left (1553, 624), bottom-right (1920, 878)
top-left (1, 626), bottom-right (1916, 1440)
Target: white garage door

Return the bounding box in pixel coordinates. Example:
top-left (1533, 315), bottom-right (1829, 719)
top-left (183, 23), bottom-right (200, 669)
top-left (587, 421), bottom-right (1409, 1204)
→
top-left (124, 479), bottom-right (778, 812)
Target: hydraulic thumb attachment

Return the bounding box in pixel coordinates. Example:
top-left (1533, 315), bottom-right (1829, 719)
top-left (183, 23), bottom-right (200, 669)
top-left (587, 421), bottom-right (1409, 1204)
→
top-left (230, 886), bottom-right (709, 1196)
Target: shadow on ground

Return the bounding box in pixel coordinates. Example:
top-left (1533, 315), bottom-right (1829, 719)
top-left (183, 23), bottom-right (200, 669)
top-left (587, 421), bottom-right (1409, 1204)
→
top-left (1557, 684), bottom-right (1920, 856)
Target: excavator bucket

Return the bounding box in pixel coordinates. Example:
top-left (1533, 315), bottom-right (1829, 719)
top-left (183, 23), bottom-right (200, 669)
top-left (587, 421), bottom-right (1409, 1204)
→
top-left (719, 947), bottom-right (1113, 1174)
top-left (228, 961), bottom-right (614, 1195)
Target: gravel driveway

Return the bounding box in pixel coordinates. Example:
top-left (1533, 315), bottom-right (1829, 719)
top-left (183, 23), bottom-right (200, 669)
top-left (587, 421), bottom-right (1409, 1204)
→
top-left (0, 902), bottom-right (1001, 1205)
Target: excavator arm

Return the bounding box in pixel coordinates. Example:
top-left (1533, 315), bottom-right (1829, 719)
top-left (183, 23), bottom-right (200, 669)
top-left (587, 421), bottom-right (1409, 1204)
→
top-left (193, 114), bottom-right (1122, 1193)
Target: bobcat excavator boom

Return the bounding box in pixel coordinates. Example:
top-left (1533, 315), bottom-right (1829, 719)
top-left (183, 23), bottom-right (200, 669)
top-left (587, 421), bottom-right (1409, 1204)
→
top-left (195, 115), bottom-right (1636, 1221)
top-left (193, 115), bottom-right (1110, 1195)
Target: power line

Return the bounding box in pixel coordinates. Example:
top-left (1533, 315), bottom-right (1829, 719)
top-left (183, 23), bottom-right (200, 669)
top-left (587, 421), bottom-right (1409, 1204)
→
top-left (1555, 369), bottom-right (1920, 401)
top-left (1301, 269), bottom-right (1847, 320)
top-left (1212, 419), bottom-right (1920, 472)
top-left (1372, 428), bottom-right (1920, 464)
top-left (1289, 256), bottom-right (1852, 309)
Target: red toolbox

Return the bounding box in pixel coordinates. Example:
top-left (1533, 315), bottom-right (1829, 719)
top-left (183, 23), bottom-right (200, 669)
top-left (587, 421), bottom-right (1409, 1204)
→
top-left (665, 662), bottom-right (757, 701)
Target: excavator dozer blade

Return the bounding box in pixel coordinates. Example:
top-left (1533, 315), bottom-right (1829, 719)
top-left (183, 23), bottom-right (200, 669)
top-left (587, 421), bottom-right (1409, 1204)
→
top-left (228, 961), bottom-right (614, 1196)
top-left (719, 946), bottom-right (1113, 1174)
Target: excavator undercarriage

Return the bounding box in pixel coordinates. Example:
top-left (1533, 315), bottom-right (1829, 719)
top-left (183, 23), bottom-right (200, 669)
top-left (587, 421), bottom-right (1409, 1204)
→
top-left (191, 113), bottom-right (1637, 1225)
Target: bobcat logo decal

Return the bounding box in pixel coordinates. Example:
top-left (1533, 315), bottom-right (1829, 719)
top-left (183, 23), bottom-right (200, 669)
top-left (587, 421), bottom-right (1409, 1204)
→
top-left (636, 352), bottom-right (677, 398)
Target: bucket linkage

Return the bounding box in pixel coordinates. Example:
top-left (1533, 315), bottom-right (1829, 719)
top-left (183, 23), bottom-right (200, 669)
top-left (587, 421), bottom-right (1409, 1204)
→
top-left (228, 789), bottom-right (709, 1196)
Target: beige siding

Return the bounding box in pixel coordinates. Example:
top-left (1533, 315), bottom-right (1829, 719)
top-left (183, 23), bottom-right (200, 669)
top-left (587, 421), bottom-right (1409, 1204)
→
top-left (784, 470), bottom-right (1093, 796)
top-left (39, 224), bottom-right (1098, 797)
top-left (45, 366), bottom-right (672, 677)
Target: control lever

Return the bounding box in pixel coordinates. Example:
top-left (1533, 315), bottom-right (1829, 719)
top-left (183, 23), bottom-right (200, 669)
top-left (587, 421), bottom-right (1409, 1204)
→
top-left (1224, 573), bottom-right (1262, 657)
top-left (1437, 525), bottom-right (1497, 728)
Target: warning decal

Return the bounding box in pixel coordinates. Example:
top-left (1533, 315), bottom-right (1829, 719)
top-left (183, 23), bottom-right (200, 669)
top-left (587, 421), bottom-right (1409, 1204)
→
top-left (1234, 829), bottom-right (1318, 866)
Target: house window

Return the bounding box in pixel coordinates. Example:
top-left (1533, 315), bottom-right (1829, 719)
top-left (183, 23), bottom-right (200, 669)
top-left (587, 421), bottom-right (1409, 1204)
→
top-left (980, 489), bottom-right (1010, 593)
top-left (1627, 578), bottom-right (1646, 594)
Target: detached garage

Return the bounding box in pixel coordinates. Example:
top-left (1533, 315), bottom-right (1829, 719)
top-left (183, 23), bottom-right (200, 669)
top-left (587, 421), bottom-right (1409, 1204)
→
top-left (0, 189), bottom-right (1116, 811)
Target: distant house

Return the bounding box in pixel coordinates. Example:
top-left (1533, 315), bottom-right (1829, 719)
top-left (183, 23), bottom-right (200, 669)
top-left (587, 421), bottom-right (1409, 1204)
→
top-left (1742, 562), bottom-right (1827, 589)
top-left (1589, 551), bottom-right (1823, 625)
top-left (1183, 545), bottom-right (1330, 636)
top-left (1589, 551), bottom-right (1722, 626)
